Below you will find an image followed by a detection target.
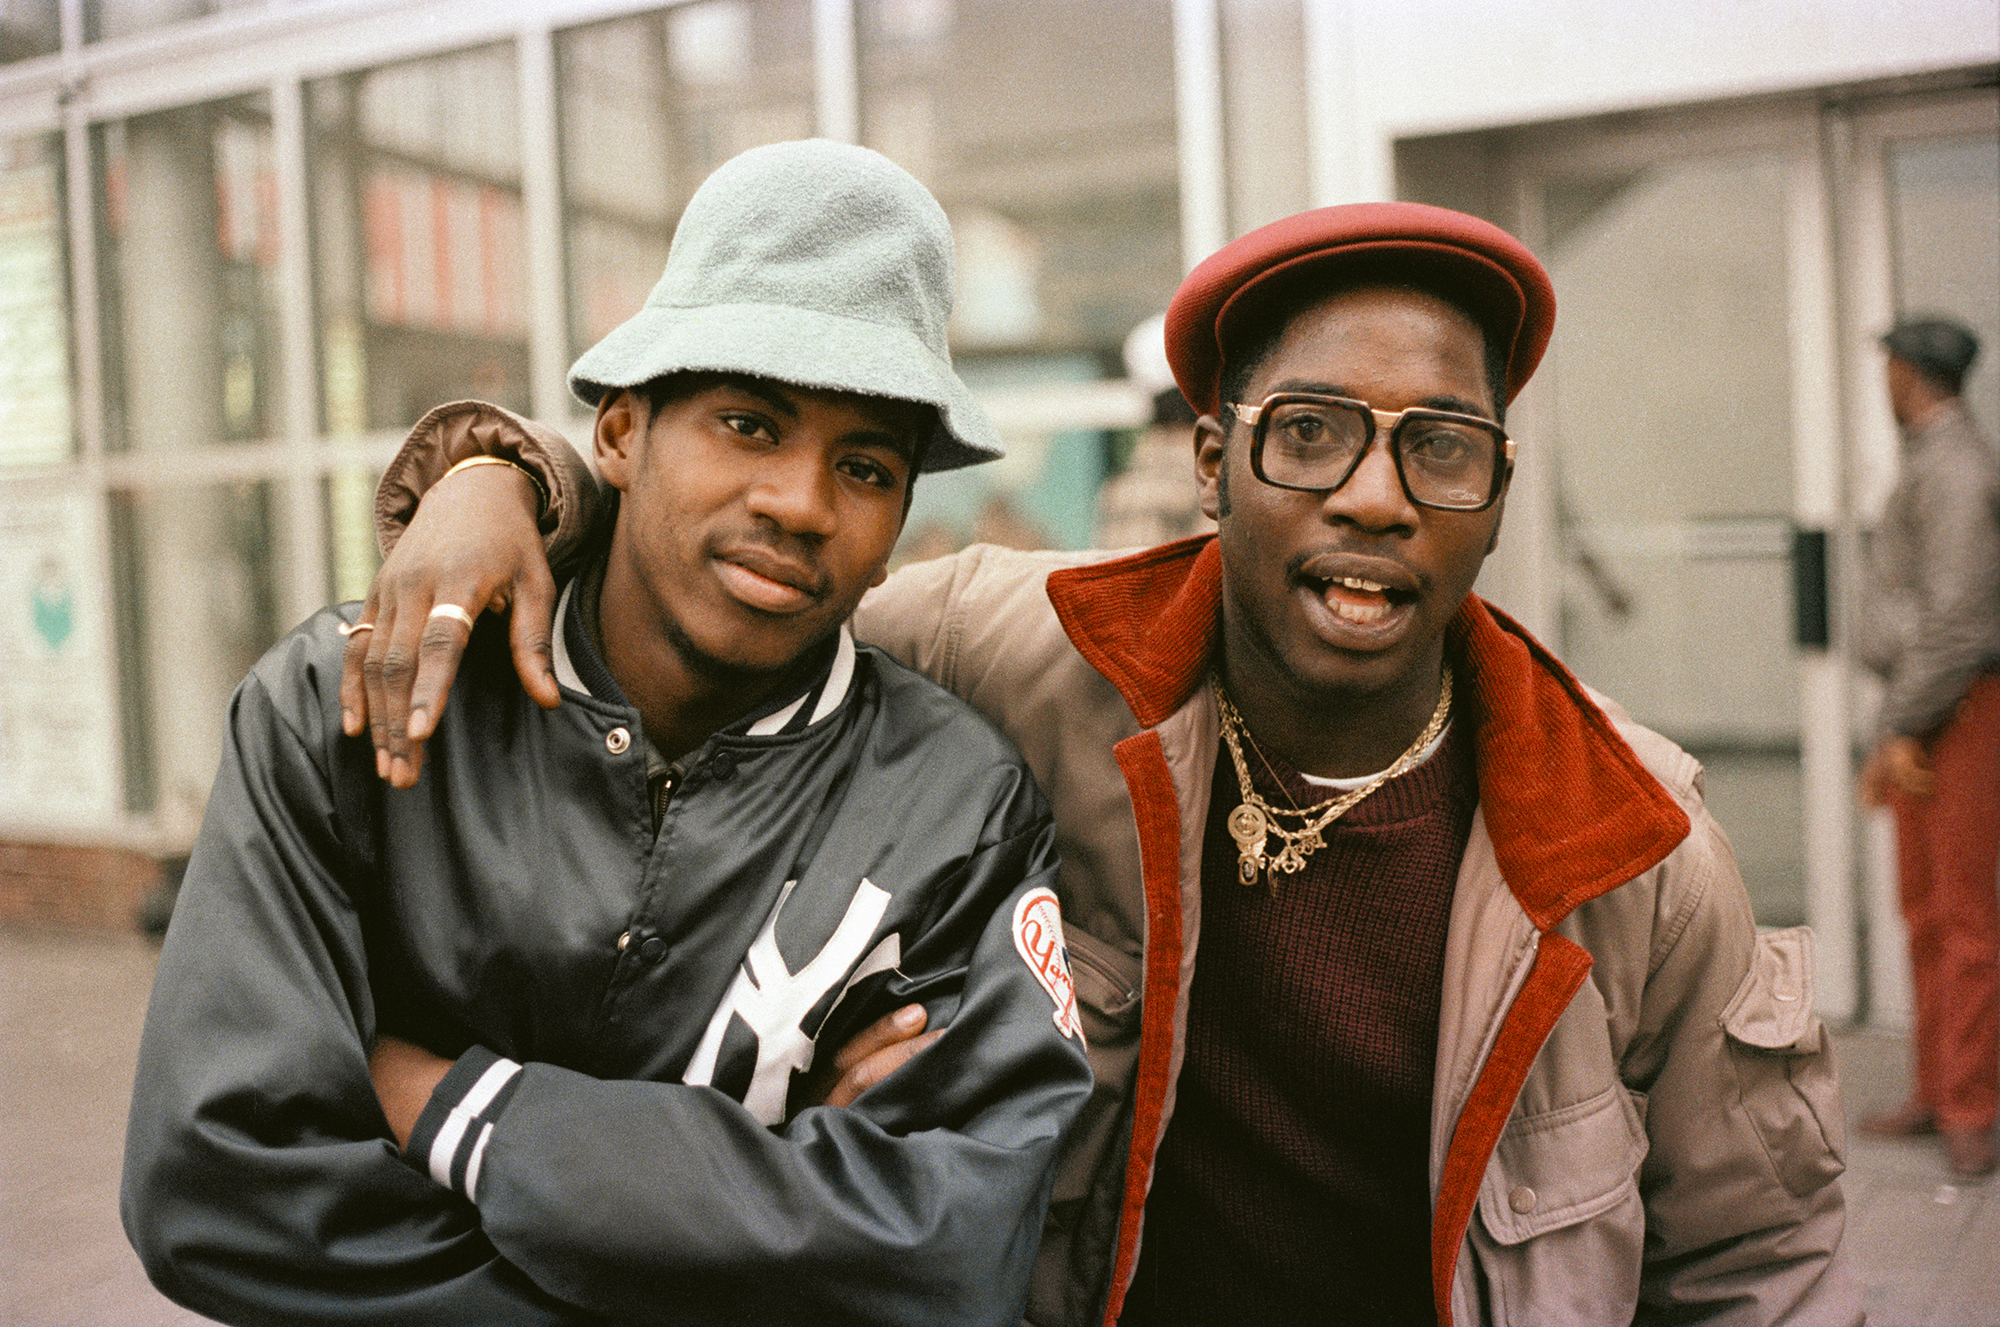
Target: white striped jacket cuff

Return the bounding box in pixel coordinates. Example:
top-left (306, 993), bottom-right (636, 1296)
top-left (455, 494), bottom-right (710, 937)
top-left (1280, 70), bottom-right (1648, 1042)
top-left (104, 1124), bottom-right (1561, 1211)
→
top-left (399, 1044), bottom-right (523, 1202)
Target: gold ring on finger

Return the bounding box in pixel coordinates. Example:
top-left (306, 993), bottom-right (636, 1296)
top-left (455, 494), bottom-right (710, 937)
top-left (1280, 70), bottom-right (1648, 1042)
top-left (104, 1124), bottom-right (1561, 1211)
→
top-left (427, 603), bottom-right (477, 633)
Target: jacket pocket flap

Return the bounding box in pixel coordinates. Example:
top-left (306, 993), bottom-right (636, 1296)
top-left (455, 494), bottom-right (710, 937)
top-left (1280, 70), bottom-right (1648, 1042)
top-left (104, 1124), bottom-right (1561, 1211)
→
top-left (1063, 925), bottom-right (1139, 1018)
top-left (1476, 1085), bottom-right (1647, 1246)
top-left (1721, 926), bottom-right (1818, 1052)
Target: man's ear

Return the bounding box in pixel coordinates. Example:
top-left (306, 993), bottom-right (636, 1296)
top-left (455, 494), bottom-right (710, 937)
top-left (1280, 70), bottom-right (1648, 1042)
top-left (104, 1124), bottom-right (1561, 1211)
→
top-left (595, 390), bottom-right (645, 492)
top-left (1195, 416), bottom-right (1228, 522)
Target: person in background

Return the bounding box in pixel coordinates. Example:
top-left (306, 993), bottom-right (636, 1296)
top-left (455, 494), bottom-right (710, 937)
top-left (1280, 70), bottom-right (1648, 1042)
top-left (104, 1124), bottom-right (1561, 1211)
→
top-left (1857, 315), bottom-right (2000, 1180)
top-left (344, 201), bottom-right (1861, 1326)
top-left (1094, 313), bottom-right (1215, 550)
top-left (122, 140), bottom-right (1090, 1326)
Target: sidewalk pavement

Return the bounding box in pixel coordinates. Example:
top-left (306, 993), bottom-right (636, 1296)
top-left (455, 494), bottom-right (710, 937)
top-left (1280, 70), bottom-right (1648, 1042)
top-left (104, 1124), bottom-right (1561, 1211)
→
top-left (2, 926), bottom-right (1996, 1326)
top-left (1835, 1026), bottom-right (2000, 1327)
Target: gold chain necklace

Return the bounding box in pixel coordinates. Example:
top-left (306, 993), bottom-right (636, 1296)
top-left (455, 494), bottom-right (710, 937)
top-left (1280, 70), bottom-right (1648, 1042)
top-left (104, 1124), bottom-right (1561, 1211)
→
top-left (1214, 664), bottom-right (1453, 891)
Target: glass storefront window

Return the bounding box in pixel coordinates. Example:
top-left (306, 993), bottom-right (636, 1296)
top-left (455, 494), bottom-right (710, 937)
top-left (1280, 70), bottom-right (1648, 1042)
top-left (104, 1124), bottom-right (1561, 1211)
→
top-left (0, 0), bottom-right (59, 61)
top-left (0, 132), bottom-right (72, 465)
top-left (94, 94), bottom-right (281, 452)
top-left (1221, 0), bottom-right (1311, 235)
top-left (898, 353), bottom-right (1114, 559)
top-left (109, 480), bottom-right (278, 822)
top-left (0, 478), bottom-right (119, 824)
top-left (557, 0), bottom-right (815, 363)
top-left (859, 0), bottom-right (1179, 356)
top-left (859, 0), bottom-right (1179, 553)
top-left (1887, 130), bottom-right (2000, 437)
top-left (86, 0), bottom-right (262, 44)
top-left (325, 466), bottom-right (381, 606)
top-left (309, 42), bottom-right (528, 432)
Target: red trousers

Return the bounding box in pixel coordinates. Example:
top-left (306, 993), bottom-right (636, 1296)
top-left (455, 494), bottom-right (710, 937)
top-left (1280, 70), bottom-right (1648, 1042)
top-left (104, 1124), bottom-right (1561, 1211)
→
top-left (1894, 670), bottom-right (2000, 1132)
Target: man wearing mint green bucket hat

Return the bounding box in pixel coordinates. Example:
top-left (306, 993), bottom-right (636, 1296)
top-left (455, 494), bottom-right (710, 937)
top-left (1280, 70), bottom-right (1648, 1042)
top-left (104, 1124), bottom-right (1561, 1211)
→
top-left (567, 137), bottom-right (1005, 473)
top-left (123, 140), bottom-right (1091, 1327)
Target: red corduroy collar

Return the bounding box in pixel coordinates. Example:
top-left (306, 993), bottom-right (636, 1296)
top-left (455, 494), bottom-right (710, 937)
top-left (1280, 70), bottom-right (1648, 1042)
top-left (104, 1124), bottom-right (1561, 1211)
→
top-left (1045, 536), bottom-right (1690, 928)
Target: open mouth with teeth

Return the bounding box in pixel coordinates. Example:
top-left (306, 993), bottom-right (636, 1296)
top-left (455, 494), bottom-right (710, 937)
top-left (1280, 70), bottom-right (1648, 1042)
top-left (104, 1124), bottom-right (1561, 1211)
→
top-left (1317, 574), bottom-right (1416, 626)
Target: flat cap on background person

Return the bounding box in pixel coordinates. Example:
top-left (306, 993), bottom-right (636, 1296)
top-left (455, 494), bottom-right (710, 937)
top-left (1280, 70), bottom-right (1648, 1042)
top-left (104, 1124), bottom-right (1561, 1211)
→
top-left (1881, 316), bottom-right (1980, 394)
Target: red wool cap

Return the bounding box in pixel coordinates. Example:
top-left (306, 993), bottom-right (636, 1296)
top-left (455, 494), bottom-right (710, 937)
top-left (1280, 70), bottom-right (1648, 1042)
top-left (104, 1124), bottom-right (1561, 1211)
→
top-left (1164, 201), bottom-right (1557, 416)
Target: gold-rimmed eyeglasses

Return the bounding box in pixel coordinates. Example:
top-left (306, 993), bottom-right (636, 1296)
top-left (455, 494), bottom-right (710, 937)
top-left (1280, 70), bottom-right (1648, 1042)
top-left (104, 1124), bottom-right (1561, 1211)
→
top-left (1228, 392), bottom-right (1514, 512)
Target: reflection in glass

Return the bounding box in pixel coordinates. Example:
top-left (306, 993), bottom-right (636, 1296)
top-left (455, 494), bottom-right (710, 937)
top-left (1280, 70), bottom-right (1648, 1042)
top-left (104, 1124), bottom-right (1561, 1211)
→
top-left (858, 0), bottom-right (1180, 356)
top-left (86, 0), bottom-right (262, 44)
top-left (1887, 130), bottom-right (2000, 437)
top-left (325, 467), bottom-right (381, 606)
top-left (95, 95), bottom-right (281, 452)
top-left (557, 0), bottom-right (814, 362)
top-left (1541, 151), bottom-right (1804, 924)
top-left (309, 43), bottom-right (528, 431)
top-left (109, 481), bottom-right (278, 822)
top-left (0, 0), bottom-right (59, 61)
top-left (898, 354), bottom-right (1112, 557)
top-left (0, 132), bottom-right (72, 464)
top-left (1221, 0), bottom-right (1310, 234)
top-left (860, 0), bottom-right (1176, 556)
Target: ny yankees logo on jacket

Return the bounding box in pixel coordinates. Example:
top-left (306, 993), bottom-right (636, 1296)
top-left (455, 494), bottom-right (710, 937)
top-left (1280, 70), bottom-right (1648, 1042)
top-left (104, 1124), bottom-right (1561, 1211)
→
top-left (684, 877), bottom-right (903, 1123)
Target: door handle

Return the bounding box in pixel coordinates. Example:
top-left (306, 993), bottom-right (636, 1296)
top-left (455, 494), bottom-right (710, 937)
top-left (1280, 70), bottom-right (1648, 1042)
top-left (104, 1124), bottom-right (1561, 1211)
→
top-left (1791, 526), bottom-right (1829, 649)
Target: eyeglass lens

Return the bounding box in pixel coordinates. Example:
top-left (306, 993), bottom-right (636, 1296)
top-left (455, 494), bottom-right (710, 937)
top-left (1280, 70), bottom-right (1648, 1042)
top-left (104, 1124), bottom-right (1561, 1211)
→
top-left (1258, 398), bottom-right (1498, 509)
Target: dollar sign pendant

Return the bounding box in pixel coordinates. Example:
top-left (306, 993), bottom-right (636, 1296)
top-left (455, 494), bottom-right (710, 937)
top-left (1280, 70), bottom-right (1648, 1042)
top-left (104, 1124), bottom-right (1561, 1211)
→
top-left (1228, 802), bottom-right (1268, 887)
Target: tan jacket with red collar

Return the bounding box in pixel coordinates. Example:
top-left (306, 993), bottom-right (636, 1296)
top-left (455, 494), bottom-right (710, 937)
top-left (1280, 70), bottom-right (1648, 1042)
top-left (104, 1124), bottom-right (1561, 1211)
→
top-left (856, 536), bottom-right (1859, 1327)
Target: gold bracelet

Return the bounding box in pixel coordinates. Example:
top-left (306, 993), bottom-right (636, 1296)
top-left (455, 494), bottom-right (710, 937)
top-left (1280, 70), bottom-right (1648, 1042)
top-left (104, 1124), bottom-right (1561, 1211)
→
top-left (437, 454), bottom-right (549, 520)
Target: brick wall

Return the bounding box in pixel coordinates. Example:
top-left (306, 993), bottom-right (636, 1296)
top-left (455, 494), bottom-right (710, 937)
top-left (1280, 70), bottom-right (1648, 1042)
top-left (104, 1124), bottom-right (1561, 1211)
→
top-left (0, 840), bottom-right (174, 934)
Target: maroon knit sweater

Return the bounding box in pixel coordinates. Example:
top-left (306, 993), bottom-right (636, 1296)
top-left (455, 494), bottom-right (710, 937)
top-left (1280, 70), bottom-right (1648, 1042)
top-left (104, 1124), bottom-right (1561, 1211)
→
top-left (1120, 714), bottom-right (1475, 1326)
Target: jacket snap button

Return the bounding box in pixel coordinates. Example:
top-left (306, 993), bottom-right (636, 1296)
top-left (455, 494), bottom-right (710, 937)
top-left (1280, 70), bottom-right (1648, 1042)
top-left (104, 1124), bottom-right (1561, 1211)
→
top-left (1509, 1185), bottom-right (1538, 1214)
top-left (709, 751), bottom-right (737, 780)
top-left (605, 727), bottom-right (631, 755)
top-left (637, 936), bottom-right (668, 963)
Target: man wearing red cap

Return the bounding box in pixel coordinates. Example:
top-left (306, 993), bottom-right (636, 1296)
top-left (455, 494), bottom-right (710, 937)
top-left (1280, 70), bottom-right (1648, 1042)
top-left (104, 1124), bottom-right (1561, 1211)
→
top-left (348, 201), bottom-right (1857, 1325)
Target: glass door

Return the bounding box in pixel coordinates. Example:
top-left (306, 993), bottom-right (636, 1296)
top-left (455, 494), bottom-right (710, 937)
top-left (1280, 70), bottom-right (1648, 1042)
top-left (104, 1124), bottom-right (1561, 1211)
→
top-left (1495, 105), bottom-right (1856, 1013)
top-left (1840, 89), bottom-right (2000, 1028)
top-left (1486, 88), bottom-right (2000, 1025)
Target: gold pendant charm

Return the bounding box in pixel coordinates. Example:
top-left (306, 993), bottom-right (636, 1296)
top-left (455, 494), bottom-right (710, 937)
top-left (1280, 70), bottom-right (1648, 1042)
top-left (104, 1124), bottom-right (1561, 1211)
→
top-left (1227, 802), bottom-right (1268, 887)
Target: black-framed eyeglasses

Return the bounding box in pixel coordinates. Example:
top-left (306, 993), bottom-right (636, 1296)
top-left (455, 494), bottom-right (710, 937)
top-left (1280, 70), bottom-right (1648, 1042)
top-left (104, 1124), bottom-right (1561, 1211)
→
top-left (1228, 392), bottom-right (1515, 512)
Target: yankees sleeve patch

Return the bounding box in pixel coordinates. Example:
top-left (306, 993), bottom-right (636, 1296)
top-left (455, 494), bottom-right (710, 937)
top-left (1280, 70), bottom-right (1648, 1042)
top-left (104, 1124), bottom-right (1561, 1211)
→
top-left (1013, 887), bottom-right (1082, 1043)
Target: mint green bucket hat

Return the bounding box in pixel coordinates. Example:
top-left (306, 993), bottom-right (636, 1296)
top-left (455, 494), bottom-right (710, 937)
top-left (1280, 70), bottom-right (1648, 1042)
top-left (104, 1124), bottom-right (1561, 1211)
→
top-left (568, 139), bottom-right (1003, 473)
